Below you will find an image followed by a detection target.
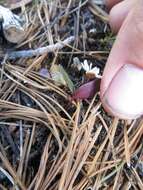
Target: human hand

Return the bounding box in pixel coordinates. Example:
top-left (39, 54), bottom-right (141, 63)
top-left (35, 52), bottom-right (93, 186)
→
top-left (100, 0), bottom-right (143, 119)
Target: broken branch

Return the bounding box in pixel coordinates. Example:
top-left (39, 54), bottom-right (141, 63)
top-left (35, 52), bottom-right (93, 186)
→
top-left (7, 36), bottom-right (75, 59)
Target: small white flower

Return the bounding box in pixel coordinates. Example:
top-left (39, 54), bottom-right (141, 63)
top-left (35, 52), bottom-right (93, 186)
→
top-left (81, 60), bottom-right (102, 79)
top-left (81, 60), bottom-right (92, 72)
top-left (87, 67), bottom-right (101, 78)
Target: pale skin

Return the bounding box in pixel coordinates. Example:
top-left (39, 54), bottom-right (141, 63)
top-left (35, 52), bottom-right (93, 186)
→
top-left (101, 0), bottom-right (143, 119)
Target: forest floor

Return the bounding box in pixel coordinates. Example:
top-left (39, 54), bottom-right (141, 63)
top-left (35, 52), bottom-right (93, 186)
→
top-left (0, 0), bottom-right (142, 190)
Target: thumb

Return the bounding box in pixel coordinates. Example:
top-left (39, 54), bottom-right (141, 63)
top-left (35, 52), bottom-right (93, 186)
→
top-left (100, 0), bottom-right (143, 119)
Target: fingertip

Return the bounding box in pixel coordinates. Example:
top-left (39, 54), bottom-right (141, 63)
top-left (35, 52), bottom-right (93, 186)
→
top-left (109, 1), bottom-right (132, 33)
top-left (105, 0), bottom-right (123, 10)
top-left (101, 64), bottom-right (143, 119)
top-left (109, 5), bottom-right (122, 33)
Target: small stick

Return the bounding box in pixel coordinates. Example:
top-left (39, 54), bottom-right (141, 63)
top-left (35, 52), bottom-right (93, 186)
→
top-left (7, 36), bottom-right (75, 59)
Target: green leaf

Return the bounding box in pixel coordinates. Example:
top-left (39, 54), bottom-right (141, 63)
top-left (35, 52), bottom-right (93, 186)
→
top-left (50, 64), bottom-right (74, 92)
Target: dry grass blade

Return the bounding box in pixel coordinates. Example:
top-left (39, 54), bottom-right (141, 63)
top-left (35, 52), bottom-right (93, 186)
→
top-left (34, 135), bottom-right (51, 190)
top-left (131, 167), bottom-right (143, 189)
top-left (23, 123), bottom-right (36, 183)
top-left (17, 130), bottom-right (30, 179)
top-left (67, 125), bottom-right (102, 190)
top-left (0, 167), bottom-right (19, 190)
top-left (0, 152), bottom-right (26, 190)
top-left (88, 0), bottom-right (109, 21)
top-left (58, 103), bottom-right (80, 190)
top-left (124, 124), bottom-right (130, 166)
top-left (87, 126), bottom-right (111, 175)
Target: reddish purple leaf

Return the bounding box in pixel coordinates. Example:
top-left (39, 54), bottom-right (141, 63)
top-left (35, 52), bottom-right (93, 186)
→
top-left (71, 79), bottom-right (101, 101)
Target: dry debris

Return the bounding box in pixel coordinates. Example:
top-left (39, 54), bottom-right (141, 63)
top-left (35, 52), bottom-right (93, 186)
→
top-left (0, 1), bottom-right (142, 190)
